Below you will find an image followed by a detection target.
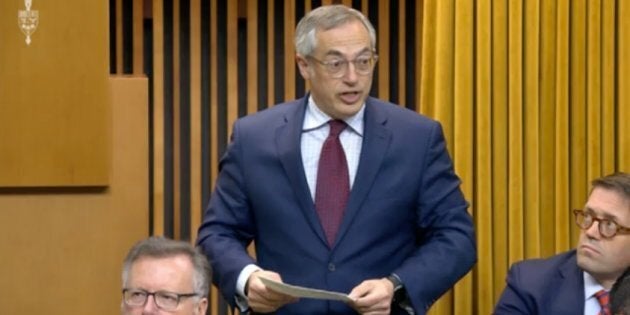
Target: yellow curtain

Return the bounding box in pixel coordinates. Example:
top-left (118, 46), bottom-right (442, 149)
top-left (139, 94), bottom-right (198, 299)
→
top-left (420, 0), bottom-right (630, 314)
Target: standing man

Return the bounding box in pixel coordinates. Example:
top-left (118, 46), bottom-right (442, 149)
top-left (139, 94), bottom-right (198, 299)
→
top-left (494, 172), bottom-right (630, 314)
top-left (197, 4), bottom-right (476, 315)
top-left (121, 237), bottom-right (210, 315)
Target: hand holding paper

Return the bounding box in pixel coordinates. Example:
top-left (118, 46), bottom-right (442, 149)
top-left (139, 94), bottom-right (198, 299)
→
top-left (260, 277), bottom-right (353, 303)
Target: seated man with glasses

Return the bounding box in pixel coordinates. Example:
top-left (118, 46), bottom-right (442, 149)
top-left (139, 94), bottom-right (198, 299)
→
top-left (121, 236), bottom-right (210, 315)
top-left (494, 172), bottom-right (630, 314)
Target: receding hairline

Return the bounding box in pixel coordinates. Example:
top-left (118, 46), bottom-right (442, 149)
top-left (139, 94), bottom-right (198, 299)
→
top-left (294, 5), bottom-right (376, 56)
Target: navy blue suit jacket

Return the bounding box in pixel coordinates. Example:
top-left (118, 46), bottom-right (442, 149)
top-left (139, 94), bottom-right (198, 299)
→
top-left (197, 96), bottom-right (477, 314)
top-left (494, 250), bottom-right (584, 315)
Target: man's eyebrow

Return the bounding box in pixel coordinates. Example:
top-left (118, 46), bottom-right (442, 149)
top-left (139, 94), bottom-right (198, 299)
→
top-left (584, 206), bottom-right (621, 221)
top-left (321, 47), bottom-right (373, 58)
top-left (321, 50), bottom-right (344, 58)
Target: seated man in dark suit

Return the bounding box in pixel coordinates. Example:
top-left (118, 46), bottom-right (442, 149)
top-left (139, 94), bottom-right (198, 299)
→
top-left (611, 267), bottom-right (630, 315)
top-left (494, 172), bottom-right (630, 315)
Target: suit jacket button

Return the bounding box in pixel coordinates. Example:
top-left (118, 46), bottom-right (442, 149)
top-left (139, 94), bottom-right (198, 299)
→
top-left (328, 263), bottom-right (336, 271)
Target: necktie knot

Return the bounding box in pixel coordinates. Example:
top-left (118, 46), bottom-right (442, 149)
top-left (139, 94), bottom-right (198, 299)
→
top-left (328, 120), bottom-right (347, 138)
top-left (595, 290), bottom-right (611, 315)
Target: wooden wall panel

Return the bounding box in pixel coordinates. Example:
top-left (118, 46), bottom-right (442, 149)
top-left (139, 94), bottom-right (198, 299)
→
top-left (0, 0), bottom-right (110, 187)
top-left (152, 0), bottom-right (166, 236)
top-left (0, 77), bottom-right (149, 315)
top-left (246, 0), bottom-right (258, 115)
top-left (620, 0), bottom-right (630, 170)
top-left (376, 0), bottom-right (390, 100)
top-left (133, 0), bottom-right (145, 75)
top-left (267, 0), bottom-right (276, 107)
top-left (117, 0), bottom-right (124, 74)
top-left (190, 0), bottom-right (203, 250)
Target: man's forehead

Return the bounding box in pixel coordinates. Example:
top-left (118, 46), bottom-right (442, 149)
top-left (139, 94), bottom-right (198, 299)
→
top-left (319, 47), bottom-right (372, 58)
top-left (313, 29), bottom-right (371, 58)
top-left (586, 187), bottom-right (630, 222)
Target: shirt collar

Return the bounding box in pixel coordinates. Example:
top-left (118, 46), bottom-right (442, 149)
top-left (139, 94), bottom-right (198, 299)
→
top-left (302, 95), bottom-right (365, 136)
top-left (583, 271), bottom-right (607, 299)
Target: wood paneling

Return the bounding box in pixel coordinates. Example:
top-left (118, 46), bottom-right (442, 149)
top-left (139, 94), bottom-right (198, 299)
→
top-left (0, 0), bottom-right (110, 187)
top-left (0, 77), bottom-right (149, 315)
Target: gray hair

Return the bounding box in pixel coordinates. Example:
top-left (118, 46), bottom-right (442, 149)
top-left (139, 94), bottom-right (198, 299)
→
top-left (121, 236), bottom-right (211, 297)
top-left (591, 172), bottom-right (630, 203)
top-left (294, 4), bottom-right (376, 56)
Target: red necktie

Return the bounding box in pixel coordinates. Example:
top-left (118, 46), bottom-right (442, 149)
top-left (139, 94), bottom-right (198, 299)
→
top-left (315, 120), bottom-right (349, 246)
top-left (595, 290), bottom-right (611, 315)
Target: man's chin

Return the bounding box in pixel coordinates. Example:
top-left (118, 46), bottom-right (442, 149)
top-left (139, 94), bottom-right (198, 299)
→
top-left (577, 253), bottom-right (601, 273)
top-left (334, 103), bottom-right (363, 118)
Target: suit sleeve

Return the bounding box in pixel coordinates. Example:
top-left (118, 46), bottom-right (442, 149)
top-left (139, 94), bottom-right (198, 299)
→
top-left (196, 121), bottom-right (256, 307)
top-left (494, 263), bottom-right (536, 314)
top-left (396, 122), bottom-right (477, 313)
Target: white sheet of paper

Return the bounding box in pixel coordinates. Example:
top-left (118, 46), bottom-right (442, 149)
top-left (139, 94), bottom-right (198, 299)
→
top-left (260, 277), bottom-right (353, 303)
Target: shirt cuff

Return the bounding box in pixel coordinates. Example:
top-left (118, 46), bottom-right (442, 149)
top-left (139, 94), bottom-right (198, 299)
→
top-left (237, 264), bottom-right (263, 296)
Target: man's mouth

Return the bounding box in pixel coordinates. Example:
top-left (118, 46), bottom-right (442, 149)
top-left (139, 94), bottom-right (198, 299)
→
top-left (339, 91), bottom-right (361, 104)
top-left (580, 244), bottom-right (601, 255)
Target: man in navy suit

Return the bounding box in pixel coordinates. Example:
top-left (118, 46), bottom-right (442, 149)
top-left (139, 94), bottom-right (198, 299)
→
top-left (197, 4), bottom-right (476, 314)
top-left (494, 172), bottom-right (630, 314)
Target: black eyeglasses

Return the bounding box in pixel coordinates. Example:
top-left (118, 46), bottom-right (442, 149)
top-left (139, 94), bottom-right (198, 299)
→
top-left (307, 54), bottom-right (378, 78)
top-left (122, 288), bottom-right (199, 311)
top-left (573, 209), bottom-right (630, 238)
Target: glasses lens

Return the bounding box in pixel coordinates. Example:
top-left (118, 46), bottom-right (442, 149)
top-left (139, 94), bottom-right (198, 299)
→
top-left (155, 292), bottom-right (180, 310)
top-left (124, 289), bottom-right (148, 306)
top-left (354, 57), bottom-right (373, 73)
top-left (575, 212), bottom-right (588, 229)
top-left (325, 59), bottom-right (344, 75)
top-left (599, 220), bottom-right (618, 238)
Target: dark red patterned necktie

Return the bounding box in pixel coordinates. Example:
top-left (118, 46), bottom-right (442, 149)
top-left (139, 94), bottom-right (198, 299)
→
top-left (315, 120), bottom-right (349, 246)
top-left (595, 290), bottom-right (611, 315)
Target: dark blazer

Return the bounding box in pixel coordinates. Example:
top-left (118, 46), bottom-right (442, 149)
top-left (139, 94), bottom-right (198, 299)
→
top-left (197, 96), bottom-right (477, 315)
top-left (494, 250), bottom-right (584, 315)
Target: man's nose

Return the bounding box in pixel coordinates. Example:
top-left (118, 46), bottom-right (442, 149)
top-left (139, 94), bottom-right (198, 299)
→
top-left (341, 62), bottom-right (359, 82)
top-left (142, 295), bottom-right (159, 314)
top-left (585, 220), bottom-right (601, 238)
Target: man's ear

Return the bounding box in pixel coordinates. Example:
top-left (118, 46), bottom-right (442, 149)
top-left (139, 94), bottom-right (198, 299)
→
top-left (197, 298), bottom-right (208, 315)
top-left (296, 54), bottom-right (311, 80)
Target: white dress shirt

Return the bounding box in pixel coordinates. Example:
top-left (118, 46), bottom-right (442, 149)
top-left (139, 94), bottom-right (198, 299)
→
top-left (583, 271), bottom-right (608, 315)
top-left (300, 96), bottom-right (364, 199)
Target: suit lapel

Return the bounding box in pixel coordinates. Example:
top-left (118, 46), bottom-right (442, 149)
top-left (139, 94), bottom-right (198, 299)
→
top-left (549, 252), bottom-right (584, 314)
top-left (275, 97), bottom-right (329, 245)
top-left (333, 98), bottom-right (391, 248)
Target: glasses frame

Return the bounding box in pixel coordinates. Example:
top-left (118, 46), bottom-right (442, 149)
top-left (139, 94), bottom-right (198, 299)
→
top-left (573, 209), bottom-right (630, 238)
top-left (122, 288), bottom-right (199, 311)
top-left (307, 53), bottom-right (378, 78)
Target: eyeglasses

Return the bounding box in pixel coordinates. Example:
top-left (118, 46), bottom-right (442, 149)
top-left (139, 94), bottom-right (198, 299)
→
top-left (307, 54), bottom-right (378, 78)
top-left (573, 209), bottom-right (630, 238)
top-left (122, 288), bottom-right (199, 311)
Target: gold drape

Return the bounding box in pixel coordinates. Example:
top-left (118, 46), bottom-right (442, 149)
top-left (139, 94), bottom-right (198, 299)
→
top-left (421, 0), bottom-right (629, 313)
